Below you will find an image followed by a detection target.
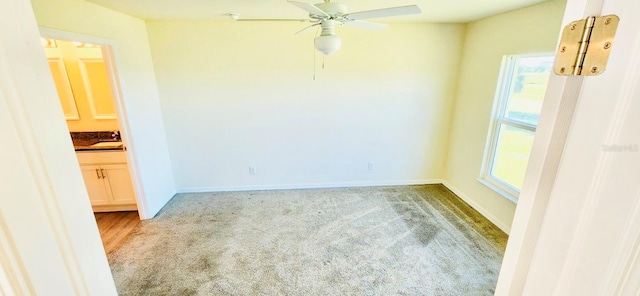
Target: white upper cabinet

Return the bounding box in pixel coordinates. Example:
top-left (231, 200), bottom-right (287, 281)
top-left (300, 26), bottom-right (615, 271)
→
top-left (43, 39), bottom-right (119, 132)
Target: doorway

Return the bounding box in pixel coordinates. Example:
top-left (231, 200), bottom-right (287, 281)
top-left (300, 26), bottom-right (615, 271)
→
top-left (41, 36), bottom-right (142, 253)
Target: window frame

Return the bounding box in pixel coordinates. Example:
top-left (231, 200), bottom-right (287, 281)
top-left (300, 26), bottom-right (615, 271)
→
top-left (479, 53), bottom-right (554, 203)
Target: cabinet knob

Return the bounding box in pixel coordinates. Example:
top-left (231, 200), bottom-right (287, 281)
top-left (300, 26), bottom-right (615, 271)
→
top-left (96, 169), bottom-right (101, 179)
top-left (100, 169), bottom-right (106, 179)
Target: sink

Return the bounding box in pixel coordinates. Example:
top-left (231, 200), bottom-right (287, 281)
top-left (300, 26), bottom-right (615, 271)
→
top-left (91, 141), bottom-right (123, 148)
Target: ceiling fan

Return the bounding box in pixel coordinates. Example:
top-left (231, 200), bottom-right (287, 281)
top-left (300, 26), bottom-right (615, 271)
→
top-left (230, 0), bottom-right (422, 55)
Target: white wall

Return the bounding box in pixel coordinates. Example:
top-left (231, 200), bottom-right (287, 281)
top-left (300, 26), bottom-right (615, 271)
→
top-left (443, 0), bottom-right (567, 232)
top-left (30, 0), bottom-right (176, 217)
top-left (146, 21), bottom-right (464, 191)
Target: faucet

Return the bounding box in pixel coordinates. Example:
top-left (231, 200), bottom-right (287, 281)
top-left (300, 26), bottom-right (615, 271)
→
top-left (111, 130), bottom-right (121, 141)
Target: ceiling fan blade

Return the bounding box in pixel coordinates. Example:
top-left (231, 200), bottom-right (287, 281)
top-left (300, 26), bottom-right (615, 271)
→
top-left (341, 20), bottom-right (388, 31)
top-left (295, 23), bottom-right (320, 35)
top-left (346, 5), bottom-right (421, 20)
top-left (287, 1), bottom-right (329, 18)
top-left (237, 19), bottom-right (309, 22)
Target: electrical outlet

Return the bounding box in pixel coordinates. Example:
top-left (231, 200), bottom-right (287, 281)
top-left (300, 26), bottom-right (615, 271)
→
top-left (249, 167), bottom-right (256, 175)
top-left (368, 162), bottom-right (374, 171)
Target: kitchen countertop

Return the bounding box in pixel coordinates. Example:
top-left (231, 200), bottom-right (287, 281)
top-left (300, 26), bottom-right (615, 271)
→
top-left (73, 139), bottom-right (125, 151)
top-left (69, 131), bottom-right (125, 151)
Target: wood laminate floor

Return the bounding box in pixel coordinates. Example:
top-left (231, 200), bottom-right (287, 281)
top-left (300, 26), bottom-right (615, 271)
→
top-left (94, 211), bottom-right (141, 254)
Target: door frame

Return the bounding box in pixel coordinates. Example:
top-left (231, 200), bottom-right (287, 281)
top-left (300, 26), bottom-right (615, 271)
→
top-left (39, 28), bottom-right (150, 219)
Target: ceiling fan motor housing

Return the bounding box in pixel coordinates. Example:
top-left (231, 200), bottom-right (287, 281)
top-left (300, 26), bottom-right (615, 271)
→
top-left (314, 2), bottom-right (347, 17)
top-left (320, 20), bottom-right (337, 36)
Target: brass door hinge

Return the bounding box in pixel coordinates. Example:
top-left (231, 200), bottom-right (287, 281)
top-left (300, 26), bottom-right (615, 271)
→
top-left (554, 15), bottom-right (619, 76)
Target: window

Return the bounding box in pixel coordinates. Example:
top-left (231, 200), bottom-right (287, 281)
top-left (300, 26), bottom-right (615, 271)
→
top-left (480, 54), bottom-right (554, 202)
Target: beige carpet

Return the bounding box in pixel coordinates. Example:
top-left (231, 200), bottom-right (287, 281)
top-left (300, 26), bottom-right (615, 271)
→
top-left (108, 185), bottom-right (507, 295)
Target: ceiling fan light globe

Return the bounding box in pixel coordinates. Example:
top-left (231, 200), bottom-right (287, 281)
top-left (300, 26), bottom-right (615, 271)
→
top-left (314, 35), bottom-right (342, 55)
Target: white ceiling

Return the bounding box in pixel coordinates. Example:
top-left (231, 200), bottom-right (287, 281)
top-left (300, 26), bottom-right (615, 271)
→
top-left (86, 0), bottom-right (550, 23)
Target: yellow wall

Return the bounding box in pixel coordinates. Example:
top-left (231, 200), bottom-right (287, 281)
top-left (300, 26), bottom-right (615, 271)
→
top-left (443, 0), bottom-right (567, 232)
top-left (146, 21), bottom-right (465, 190)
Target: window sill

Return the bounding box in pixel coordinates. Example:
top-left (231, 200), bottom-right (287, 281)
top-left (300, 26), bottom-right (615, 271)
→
top-left (477, 178), bottom-right (519, 204)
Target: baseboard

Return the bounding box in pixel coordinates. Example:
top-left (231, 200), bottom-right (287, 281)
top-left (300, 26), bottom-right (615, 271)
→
top-left (92, 204), bottom-right (138, 212)
top-left (440, 180), bottom-right (511, 234)
top-left (176, 179), bottom-right (443, 194)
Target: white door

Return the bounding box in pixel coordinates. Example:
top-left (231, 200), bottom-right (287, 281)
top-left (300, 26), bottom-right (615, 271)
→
top-left (0, 0), bottom-right (117, 294)
top-left (496, 0), bottom-right (640, 294)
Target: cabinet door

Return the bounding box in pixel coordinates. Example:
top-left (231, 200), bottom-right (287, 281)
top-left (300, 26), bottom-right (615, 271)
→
top-left (79, 165), bottom-right (110, 205)
top-left (47, 57), bottom-right (79, 120)
top-left (76, 58), bottom-right (117, 119)
top-left (101, 164), bottom-right (136, 204)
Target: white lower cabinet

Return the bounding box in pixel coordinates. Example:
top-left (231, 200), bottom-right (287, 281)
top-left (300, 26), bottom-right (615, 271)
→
top-left (77, 151), bottom-right (137, 212)
top-left (80, 165), bottom-right (111, 205)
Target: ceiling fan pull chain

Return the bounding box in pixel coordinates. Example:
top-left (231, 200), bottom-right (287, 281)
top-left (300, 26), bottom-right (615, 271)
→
top-left (313, 36), bottom-right (317, 80)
